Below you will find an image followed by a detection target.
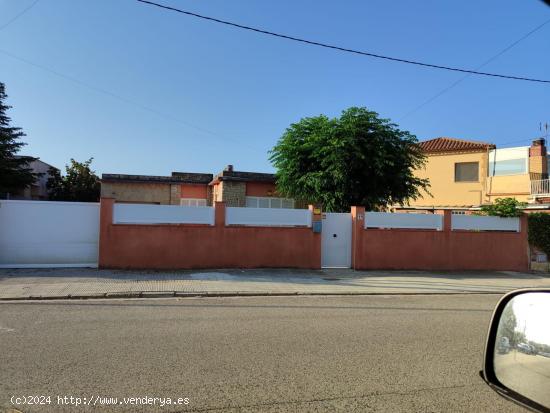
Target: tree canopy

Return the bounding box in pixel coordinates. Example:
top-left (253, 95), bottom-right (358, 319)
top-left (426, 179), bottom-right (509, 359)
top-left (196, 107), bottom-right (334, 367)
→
top-left (47, 158), bottom-right (100, 202)
top-left (480, 197), bottom-right (526, 217)
top-left (0, 82), bottom-right (37, 196)
top-left (269, 107), bottom-right (429, 212)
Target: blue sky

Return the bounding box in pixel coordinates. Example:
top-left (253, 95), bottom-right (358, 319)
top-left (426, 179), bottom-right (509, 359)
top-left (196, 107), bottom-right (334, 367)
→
top-left (1, 0), bottom-right (549, 176)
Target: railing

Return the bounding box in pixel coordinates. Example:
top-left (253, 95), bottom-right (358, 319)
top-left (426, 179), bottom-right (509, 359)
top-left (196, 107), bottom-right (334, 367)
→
top-left (531, 179), bottom-right (550, 196)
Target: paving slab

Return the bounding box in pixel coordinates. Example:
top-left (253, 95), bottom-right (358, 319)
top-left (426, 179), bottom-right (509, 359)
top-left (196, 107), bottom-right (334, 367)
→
top-left (1, 268), bottom-right (549, 299)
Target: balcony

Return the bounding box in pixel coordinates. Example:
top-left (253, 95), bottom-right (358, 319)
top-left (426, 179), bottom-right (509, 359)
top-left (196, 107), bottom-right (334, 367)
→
top-left (531, 179), bottom-right (550, 197)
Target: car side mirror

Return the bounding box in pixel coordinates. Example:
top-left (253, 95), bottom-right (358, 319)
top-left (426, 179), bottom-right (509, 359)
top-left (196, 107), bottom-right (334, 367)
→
top-left (482, 289), bottom-right (550, 413)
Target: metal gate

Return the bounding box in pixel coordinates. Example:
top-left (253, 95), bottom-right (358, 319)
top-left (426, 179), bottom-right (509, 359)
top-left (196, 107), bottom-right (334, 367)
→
top-left (0, 200), bottom-right (99, 268)
top-left (321, 212), bottom-right (352, 268)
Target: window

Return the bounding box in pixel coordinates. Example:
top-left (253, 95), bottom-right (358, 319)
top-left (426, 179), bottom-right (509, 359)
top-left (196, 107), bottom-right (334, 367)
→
top-left (245, 197), bottom-right (257, 208)
top-left (245, 196), bottom-right (295, 209)
top-left (270, 198), bottom-right (281, 208)
top-left (180, 198), bottom-right (207, 207)
top-left (281, 199), bottom-right (294, 209)
top-left (455, 162), bottom-right (479, 182)
top-left (258, 197), bottom-right (270, 208)
top-left (488, 147), bottom-right (528, 176)
top-left (488, 159), bottom-right (527, 176)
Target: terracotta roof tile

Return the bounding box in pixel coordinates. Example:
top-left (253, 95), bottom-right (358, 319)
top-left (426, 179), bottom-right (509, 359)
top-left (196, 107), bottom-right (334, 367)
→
top-left (419, 137), bottom-right (495, 153)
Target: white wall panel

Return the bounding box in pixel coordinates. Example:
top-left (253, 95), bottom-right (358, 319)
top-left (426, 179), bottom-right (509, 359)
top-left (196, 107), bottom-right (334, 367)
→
top-left (113, 203), bottom-right (214, 225)
top-left (365, 212), bottom-right (443, 230)
top-left (226, 207), bottom-right (312, 227)
top-left (0, 200), bottom-right (99, 267)
top-left (451, 215), bottom-right (520, 232)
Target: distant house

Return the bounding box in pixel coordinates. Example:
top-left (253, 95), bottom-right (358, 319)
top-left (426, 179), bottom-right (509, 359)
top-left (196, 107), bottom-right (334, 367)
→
top-left (7, 158), bottom-right (59, 200)
top-left (397, 137), bottom-right (550, 213)
top-left (101, 165), bottom-right (301, 208)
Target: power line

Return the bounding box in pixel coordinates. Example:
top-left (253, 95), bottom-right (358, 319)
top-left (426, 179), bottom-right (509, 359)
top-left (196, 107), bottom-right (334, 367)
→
top-left (0, 0), bottom-right (40, 32)
top-left (401, 18), bottom-right (550, 119)
top-left (498, 135), bottom-right (545, 147)
top-left (136, 0), bottom-right (550, 84)
top-left (0, 48), bottom-right (265, 153)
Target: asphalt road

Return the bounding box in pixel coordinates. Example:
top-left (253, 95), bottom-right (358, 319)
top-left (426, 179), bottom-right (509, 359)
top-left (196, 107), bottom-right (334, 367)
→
top-left (0, 295), bottom-right (528, 412)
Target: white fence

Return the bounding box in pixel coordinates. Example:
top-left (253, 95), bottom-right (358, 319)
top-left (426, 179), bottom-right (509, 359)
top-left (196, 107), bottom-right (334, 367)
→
top-left (451, 215), bottom-right (520, 232)
top-left (226, 207), bottom-right (312, 227)
top-left (0, 200), bottom-right (99, 268)
top-left (365, 212), bottom-right (443, 230)
top-left (113, 204), bottom-right (214, 225)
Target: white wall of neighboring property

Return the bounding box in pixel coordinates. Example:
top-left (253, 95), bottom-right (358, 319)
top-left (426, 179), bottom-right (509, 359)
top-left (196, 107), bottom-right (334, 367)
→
top-left (451, 215), bottom-right (520, 232)
top-left (226, 207), bottom-right (312, 227)
top-left (0, 200), bottom-right (100, 268)
top-left (365, 212), bottom-right (443, 230)
top-left (113, 203), bottom-right (215, 225)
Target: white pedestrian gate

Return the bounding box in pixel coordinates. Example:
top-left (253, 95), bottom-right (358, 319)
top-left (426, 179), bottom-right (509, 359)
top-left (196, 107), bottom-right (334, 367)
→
top-left (0, 200), bottom-right (100, 268)
top-left (321, 213), bottom-right (352, 268)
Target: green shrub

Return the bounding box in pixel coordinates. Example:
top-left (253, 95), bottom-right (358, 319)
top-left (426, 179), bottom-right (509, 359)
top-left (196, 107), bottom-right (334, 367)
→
top-left (528, 213), bottom-right (550, 257)
top-left (480, 197), bottom-right (526, 217)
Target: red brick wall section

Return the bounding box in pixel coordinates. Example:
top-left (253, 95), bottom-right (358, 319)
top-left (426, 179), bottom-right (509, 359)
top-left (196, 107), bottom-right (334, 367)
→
top-left (99, 198), bottom-right (321, 270)
top-left (245, 182), bottom-right (277, 197)
top-left (180, 184), bottom-right (208, 199)
top-left (351, 207), bottom-right (529, 271)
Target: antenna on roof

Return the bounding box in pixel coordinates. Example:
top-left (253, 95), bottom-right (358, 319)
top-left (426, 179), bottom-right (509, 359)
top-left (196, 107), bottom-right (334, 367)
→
top-left (540, 122), bottom-right (549, 141)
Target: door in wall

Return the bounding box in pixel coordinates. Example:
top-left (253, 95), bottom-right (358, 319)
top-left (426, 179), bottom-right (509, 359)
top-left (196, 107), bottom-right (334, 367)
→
top-left (321, 213), bottom-right (352, 268)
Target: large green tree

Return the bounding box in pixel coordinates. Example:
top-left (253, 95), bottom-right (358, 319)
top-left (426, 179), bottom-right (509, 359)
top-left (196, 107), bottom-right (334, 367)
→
top-left (0, 82), bottom-right (37, 196)
top-left (269, 107), bottom-right (429, 212)
top-left (47, 158), bottom-right (100, 202)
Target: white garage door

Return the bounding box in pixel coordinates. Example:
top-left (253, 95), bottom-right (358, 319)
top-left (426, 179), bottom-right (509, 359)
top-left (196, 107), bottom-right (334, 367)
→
top-left (0, 200), bottom-right (99, 268)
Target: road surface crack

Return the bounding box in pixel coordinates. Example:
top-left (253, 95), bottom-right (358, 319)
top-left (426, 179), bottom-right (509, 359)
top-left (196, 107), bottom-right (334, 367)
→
top-left (177, 383), bottom-right (475, 412)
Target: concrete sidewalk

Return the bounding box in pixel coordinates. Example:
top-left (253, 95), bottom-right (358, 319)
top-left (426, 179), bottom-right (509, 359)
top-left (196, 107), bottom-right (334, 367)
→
top-left (1, 268), bottom-right (549, 299)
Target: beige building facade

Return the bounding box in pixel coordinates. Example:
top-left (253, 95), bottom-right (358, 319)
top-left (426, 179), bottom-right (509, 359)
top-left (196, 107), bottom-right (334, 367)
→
top-left (401, 137), bottom-right (549, 211)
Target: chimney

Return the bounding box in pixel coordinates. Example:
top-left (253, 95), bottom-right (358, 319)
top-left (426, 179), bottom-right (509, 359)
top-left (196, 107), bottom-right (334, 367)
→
top-left (529, 138), bottom-right (548, 179)
top-left (224, 164), bottom-right (234, 172)
top-left (530, 138), bottom-right (546, 156)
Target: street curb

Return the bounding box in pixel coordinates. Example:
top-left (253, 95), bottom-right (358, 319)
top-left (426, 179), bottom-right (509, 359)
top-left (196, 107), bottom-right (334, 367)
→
top-left (0, 290), bottom-right (507, 301)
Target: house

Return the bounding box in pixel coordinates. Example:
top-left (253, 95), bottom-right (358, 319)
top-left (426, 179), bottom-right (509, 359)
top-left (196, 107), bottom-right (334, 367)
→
top-left (101, 165), bottom-right (301, 208)
top-left (5, 158), bottom-right (59, 200)
top-left (397, 137), bottom-right (549, 212)
top-left (102, 137), bottom-right (550, 212)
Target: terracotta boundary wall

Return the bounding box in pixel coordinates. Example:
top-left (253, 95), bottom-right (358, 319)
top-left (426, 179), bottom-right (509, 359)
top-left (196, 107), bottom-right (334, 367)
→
top-left (99, 198), bottom-right (321, 270)
top-left (351, 207), bottom-right (529, 271)
top-left (99, 198), bottom-right (529, 271)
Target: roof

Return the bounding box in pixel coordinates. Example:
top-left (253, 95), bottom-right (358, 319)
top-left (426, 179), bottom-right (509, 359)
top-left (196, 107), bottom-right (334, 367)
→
top-left (170, 172), bottom-right (214, 183)
top-left (419, 137), bottom-right (495, 154)
top-left (102, 167), bottom-right (276, 186)
top-left (102, 173), bottom-right (213, 185)
top-left (14, 156), bottom-right (59, 171)
top-left (210, 170), bottom-right (276, 184)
